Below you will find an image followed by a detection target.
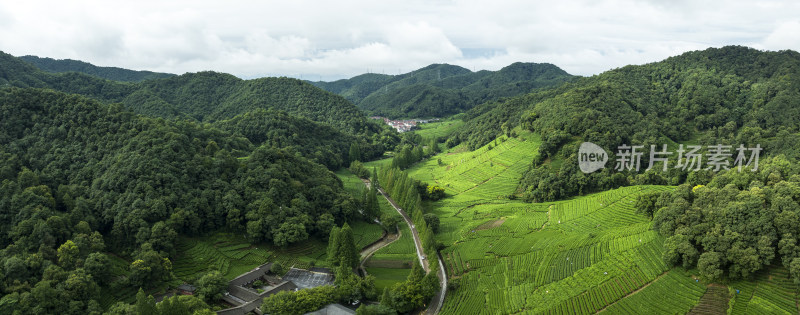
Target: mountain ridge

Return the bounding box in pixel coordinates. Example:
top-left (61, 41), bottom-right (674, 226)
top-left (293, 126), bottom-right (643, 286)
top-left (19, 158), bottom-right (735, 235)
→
top-left (311, 62), bottom-right (574, 118)
top-left (19, 55), bottom-right (175, 82)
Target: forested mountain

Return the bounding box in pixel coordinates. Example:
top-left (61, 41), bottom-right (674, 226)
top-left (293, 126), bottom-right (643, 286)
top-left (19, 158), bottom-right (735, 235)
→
top-left (0, 51), bottom-right (395, 164)
top-left (0, 52), bottom-right (135, 102)
top-left (214, 109), bottom-right (373, 169)
top-left (19, 55), bottom-right (175, 82)
top-left (447, 46), bottom-right (800, 201)
top-left (0, 87), bottom-right (365, 313)
top-left (126, 72), bottom-right (380, 134)
top-left (311, 62), bottom-right (574, 118)
top-left (3, 51), bottom-right (380, 133)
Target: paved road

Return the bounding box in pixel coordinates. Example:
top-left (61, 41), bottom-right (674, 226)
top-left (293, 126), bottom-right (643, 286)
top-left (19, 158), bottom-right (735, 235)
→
top-left (361, 179), bottom-right (447, 314)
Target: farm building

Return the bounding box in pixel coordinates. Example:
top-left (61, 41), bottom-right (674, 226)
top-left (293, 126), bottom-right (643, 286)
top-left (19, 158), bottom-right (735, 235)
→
top-left (216, 263), bottom-right (339, 315)
top-left (177, 284), bottom-right (196, 295)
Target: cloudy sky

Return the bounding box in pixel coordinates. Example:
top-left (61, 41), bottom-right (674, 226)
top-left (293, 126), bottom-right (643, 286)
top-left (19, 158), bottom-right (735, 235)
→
top-left (1, 0), bottom-right (799, 80)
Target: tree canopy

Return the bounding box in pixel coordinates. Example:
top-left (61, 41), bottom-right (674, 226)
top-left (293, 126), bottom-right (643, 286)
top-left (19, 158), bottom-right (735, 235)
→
top-left (312, 62), bottom-right (574, 118)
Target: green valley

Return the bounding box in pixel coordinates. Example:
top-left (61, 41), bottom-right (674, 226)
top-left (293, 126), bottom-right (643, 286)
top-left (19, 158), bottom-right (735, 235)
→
top-left (1, 44), bottom-right (800, 315)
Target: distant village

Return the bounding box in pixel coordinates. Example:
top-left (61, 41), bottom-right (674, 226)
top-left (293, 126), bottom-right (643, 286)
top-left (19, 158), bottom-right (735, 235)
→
top-left (370, 116), bottom-right (439, 132)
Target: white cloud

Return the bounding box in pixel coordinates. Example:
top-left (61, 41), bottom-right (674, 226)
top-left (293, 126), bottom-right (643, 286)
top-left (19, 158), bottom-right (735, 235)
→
top-left (759, 20), bottom-right (800, 52)
top-left (0, 0), bottom-right (798, 80)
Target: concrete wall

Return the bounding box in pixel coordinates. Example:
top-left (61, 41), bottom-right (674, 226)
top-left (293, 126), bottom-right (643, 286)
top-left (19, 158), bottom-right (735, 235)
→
top-left (227, 285), bottom-right (260, 302)
top-left (216, 281), bottom-right (297, 315)
top-left (229, 262), bottom-right (272, 287)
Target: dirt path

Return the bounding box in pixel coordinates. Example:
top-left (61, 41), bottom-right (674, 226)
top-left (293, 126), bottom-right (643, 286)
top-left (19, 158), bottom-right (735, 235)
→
top-left (361, 178), bottom-right (447, 315)
top-left (361, 178), bottom-right (429, 271)
top-left (359, 227), bottom-right (400, 276)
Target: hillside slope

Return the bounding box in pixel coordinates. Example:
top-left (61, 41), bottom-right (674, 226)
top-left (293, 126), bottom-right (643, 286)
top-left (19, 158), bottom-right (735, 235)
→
top-left (402, 129), bottom-right (699, 314)
top-left (19, 55), bottom-right (175, 82)
top-left (0, 87), bottom-right (365, 313)
top-left (444, 46), bottom-right (800, 200)
top-left (428, 47), bottom-right (800, 307)
top-left (1, 51), bottom-right (395, 163)
top-left (312, 62), bottom-right (574, 118)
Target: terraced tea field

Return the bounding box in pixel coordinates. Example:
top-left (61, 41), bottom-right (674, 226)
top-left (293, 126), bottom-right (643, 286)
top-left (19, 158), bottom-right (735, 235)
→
top-left (350, 220), bottom-right (385, 250)
top-left (172, 232), bottom-right (329, 281)
top-left (599, 269), bottom-right (706, 314)
top-left (409, 131), bottom-right (539, 202)
top-left (404, 127), bottom-right (800, 314)
top-left (368, 223), bottom-right (417, 268)
top-left (728, 266), bottom-right (800, 314)
top-left (404, 129), bottom-right (721, 314)
top-left (414, 118), bottom-right (465, 141)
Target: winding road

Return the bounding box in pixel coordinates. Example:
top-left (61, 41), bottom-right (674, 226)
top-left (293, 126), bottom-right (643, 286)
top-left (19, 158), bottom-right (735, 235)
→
top-left (361, 179), bottom-right (447, 315)
top-left (358, 226), bottom-right (399, 276)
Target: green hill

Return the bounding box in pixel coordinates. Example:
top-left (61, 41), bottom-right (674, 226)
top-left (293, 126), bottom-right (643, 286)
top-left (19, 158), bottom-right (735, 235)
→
top-left (19, 55), bottom-right (175, 82)
top-left (214, 109), bottom-right (360, 169)
top-left (311, 62), bottom-right (574, 118)
top-left (0, 87), bottom-right (370, 313)
top-left (0, 51), bottom-right (396, 164)
top-left (126, 72), bottom-right (379, 134)
top-left (2, 51), bottom-right (382, 134)
top-left (444, 46), bottom-right (800, 200)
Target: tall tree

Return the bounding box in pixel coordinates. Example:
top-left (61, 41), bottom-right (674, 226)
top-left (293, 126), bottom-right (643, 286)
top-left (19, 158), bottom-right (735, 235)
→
top-left (349, 142), bottom-right (362, 163)
top-left (338, 223), bottom-right (360, 270)
top-left (196, 271), bottom-right (227, 303)
top-left (326, 226), bottom-right (341, 266)
top-left (134, 288), bottom-right (156, 315)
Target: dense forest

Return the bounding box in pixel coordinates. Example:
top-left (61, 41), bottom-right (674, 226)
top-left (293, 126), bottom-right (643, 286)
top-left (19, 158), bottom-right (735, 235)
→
top-left (0, 87), bottom-right (373, 313)
top-left (19, 55), bottom-right (175, 82)
top-left (311, 62), bottom-right (574, 118)
top-left (0, 51), bottom-right (397, 166)
top-left (648, 155), bottom-right (800, 282)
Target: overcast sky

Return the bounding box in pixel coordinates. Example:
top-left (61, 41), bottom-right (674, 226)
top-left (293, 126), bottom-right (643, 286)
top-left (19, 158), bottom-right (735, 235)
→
top-left (2, 0), bottom-right (799, 80)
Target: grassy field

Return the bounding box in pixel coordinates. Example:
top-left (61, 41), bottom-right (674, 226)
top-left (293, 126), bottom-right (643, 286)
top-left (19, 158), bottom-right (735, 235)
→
top-left (363, 157), bottom-right (394, 171)
top-left (335, 168), bottom-right (368, 196)
top-left (413, 118), bottom-right (464, 140)
top-left (366, 267), bottom-right (412, 292)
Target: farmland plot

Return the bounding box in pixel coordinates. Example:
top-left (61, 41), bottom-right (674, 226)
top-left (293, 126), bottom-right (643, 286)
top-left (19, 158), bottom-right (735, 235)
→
top-left (404, 129), bottom-right (708, 314)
